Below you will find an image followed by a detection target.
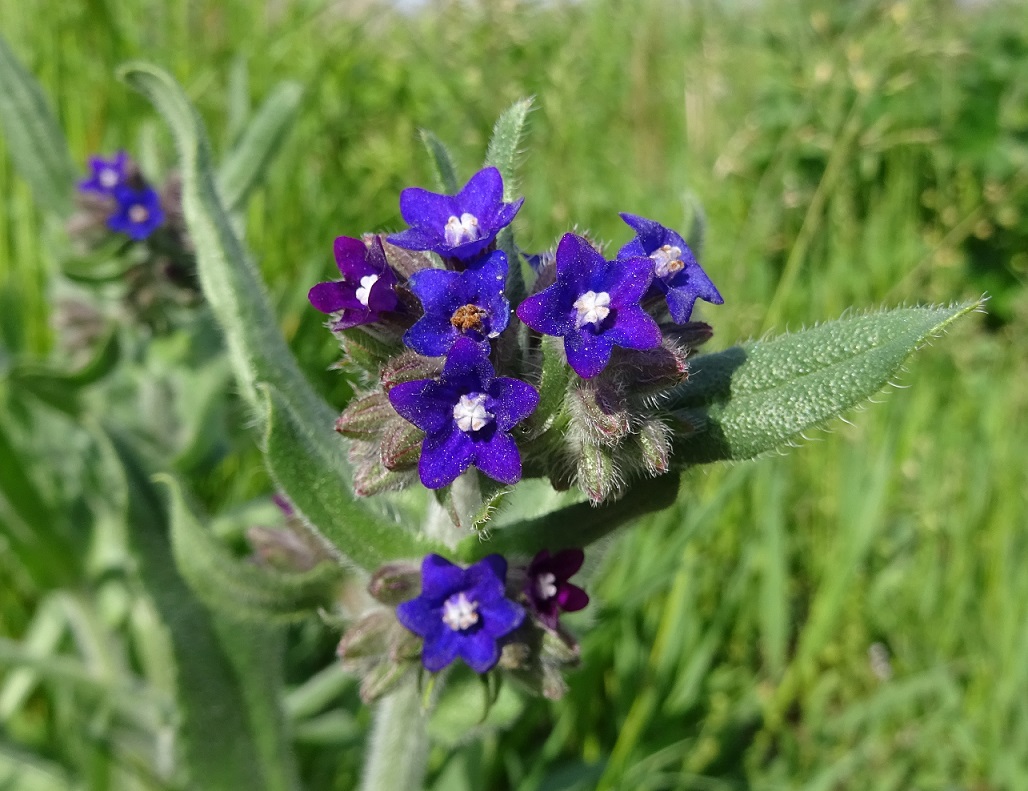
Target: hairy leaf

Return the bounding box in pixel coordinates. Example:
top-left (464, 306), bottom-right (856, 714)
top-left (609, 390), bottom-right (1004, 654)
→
top-left (0, 34), bottom-right (76, 217)
top-left (419, 128), bottom-right (459, 194)
top-left (669, 300), bottom-right (983, 464)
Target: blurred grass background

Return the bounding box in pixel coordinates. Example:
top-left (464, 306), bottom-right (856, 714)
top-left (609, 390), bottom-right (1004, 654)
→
top-left (1, 0), bottom-right (1026, 788)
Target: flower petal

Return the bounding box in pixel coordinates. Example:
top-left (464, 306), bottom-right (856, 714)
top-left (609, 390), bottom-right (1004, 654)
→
top-left (418, 553), bottom-right (466, 600)
top-left (478, 596), bottom-right (525, 637)
top-left (388, 380), bottom-right (453, 434)
top-left (516, 288), bottom-right (574, 337)
top-left (308, 281), bottom-right (359, 314)
top-left (457, 166), bottom-right (504, 218)
top-left (605, 305), bottom-right (662, 350)
top-left (441, 337), bottom-right (495, 388)
top-left (564, 330), bottom-right (614, 379)
top-left (473, 431), bottom-right (522, 485)
top-left (399, 186), bottom-right (457, 232)
top-left (556, 583), bottom-right (589, 613)
top-left (617, 212), bottom-right (668, 256)
top-left (422, 629), bottom-right (461, 672)
top-left (457, 631), bottom-right (502, 673)
top-left (404, 315), bottom-right (458, 357)
top-left (419, 422), bottom-right (474, 489)
top-left (488, 377), bottom-right (539, 430)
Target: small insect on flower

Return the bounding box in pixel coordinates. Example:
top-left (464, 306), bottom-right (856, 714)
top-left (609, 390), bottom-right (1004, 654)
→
top-left (387, 167), bottom-right (524, 261)
top-left (388, 337), bottom-right (539, 488)
top-left (396, 554), bottom-right (525, 673)
top-left (308, 236), bottom-right (400, 330)
top-left (617, 213), bottom-right (723, 324)
top-left (517, 233), bottom-right (662, 378)
top-left (107, 185), bottom-right (165, 241)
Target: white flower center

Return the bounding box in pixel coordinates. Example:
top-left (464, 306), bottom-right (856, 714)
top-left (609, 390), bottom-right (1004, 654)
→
top-left (650, 244), bottom-right (685, 279)
top-left (453, 392), bottom-right (493, 433)
top-left (355, 274), bottom-right (379, 307)
top-left (573, 290), bottom-right (611, 328)
top-left (536, 572), bottom-right (558, 601)
top-left (128, 205), bottom-right (150, 224)
top-left (99, 168), bottom-right (120, 188)
top-left (442, 591), bottom-right (479, 631)
top-left (444, 213), bottom-right (481, 247)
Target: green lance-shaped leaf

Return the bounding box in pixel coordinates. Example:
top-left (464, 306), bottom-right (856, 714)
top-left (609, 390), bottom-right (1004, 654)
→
top-left (117, 63), bottom-right (331, 434)
top-left (162, 475), bottom-right (343, 623)
top-left (456, 472), bottom-right (681, 562)
top-left (669, 300), bottom-right (983, 465)
top-left (0, 33), bottom-right (76, 217)
top-left (419, 128), bottom-right (459, 195)
top-left (103, 428), bottom-right (300, 791)
top-left (484, 97), bottom-right (533, 305)
top-left (218, 80), bottom-right (304, 213)
top-left (263, 385), bottom-right (444, 570)
top-left (8, 330), bottom-right (120, 416)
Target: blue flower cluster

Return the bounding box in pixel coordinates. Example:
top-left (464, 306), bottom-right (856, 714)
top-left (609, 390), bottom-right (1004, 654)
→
top-left (309, 167), bottom-right (721, 495)
top-left (78, 152), bottom-right (165, 241)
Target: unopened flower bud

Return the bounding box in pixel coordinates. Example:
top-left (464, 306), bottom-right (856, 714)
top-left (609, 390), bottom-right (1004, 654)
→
top-left (337, 611), bottom-right (393, 667)
top-left (380, 236), bottom-right (434, 279)
top-left (367, 562), bottom-right (421, 606)
top-left (246, 526), bottom-right (323, 573)
top-left (379, 418), bottom-right (423, 471)
top-left (575, 442), bottom-right (622, 504)
top-left (635, 420), bottom-right (672, 476)
top-left (379, 350), bottom-right (443, 393)
top-left (662, 321), bottom-right (713, 350)
top-left (359, 660), bottom-right (410, 704)
top-left (350, 442), bottom-right (417, 496)
top-left (335, 392), bottom-right (393, 440)
top-left (609, 341), bottom-right (690, 394)
top-left (567, 381), bottom-right (631, 447)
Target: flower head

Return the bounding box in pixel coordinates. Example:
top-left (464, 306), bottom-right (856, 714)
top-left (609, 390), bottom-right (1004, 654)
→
top-left (517, 233), bottom-right (662, 379)
top-left (397, 554), bottom-right (525, 673)
top-left (309, 236), bottom-right (400, 331)
top-left (387, 167), bottom-right (524, 261)
top-left (79, 151), bottom-right (129, 196)
top-left (107, 185), bottom-right (165, 241)
top-left (404, 250), bottom-right (510, 356)
top-left (524, 549), bottom-right (589, 631)
top-left (617, 213), bottom-right (723, 324)
top-left (388, 337), bottom-right (539, 489)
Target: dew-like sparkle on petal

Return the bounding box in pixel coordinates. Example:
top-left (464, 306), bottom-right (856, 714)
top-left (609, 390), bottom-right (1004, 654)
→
top-left (453, 392), bottom-right (493, 433)
top-left (442, 591), bottom-right (479, 631)
top-left (355, 274), bottom-right (379, 307)
top-left (444, 213), bottom-right (481, 247)
top-left (650, 244), bottom-right (685, 279)
top-left (573, 290), bottom-right (611, 329)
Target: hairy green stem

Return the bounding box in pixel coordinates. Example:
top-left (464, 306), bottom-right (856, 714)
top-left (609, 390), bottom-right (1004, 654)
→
top-left (359, 679), bottom-right (429, 791)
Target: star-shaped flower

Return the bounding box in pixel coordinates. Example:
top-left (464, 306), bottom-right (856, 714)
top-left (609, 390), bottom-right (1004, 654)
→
top-left (517, 233), bottom-right (662, 379)
top-left (79, 151), bottom-right (129, 196)
top-left (107, 185), bottom-right (165, 241)
top-left (397, 554), bottom-right (525, 673)
top-left (388, 337), bottom-right (539, 489)
top-left (404, 250), bottom-right (510, 356)
top-left (524, 549), bottom-right (589, 631)
top-left (308, 236), bottom-right (399, 331)
top-left (616, 213), bottom-right (723, 324)
top-left (387, 167), bottom-right (524, 261)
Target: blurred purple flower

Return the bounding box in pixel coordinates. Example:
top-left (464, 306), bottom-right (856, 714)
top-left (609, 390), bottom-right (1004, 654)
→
top-left (388, 337), bottom-right (538, 489)
top-left (79, 151), bottom-right (129, 196)
top-left (107, 185), bottom-right (164, 241)
top-left (517, 233), bottom-right (662, 379)
top-left (308, 236), bottom-right (399, 331)
top-left (524, 549), bottom-right (589, 631)
top-left (617, 213), bottom-right (723, 324)
top-left (387, 167), bottom-right (524, 261)
top-left (404, 250), bottom-right (510, 356)
top-left (397, 553), bottom-right (525, 673)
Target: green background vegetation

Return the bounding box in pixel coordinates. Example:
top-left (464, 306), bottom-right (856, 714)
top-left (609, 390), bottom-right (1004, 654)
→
top-left (1, 0), bottom-right (1026, 788)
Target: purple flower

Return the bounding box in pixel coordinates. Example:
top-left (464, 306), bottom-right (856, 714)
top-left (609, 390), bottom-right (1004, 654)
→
top-left (617, 213), bottom-right (723, 324)
top-left (79, 151), bottom-right (129, 196)
top-left (387, 167), bottom-right (524, 261)
top-left (388, 337), bottom-right (539, 489)
top-left (397, 553), bottom-right (525, 673)
top-left (308, 236), bottom-right (399, 331)
top-left (404, 250), bottom-right (510, 356)
top-left (525, 549), bottom-right (589, 631)
top-left (517, 233), bottom-right (662, 379)
top-left (107, 186), bottom-right (165, 241)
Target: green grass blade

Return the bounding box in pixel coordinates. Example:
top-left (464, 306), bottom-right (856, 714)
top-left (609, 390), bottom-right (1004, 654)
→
top-left (419, 128), bottom-right (459, 194)
top-left (670, 299), bottom-right (984, 464)
top-left (0, 34), bottom-right (75, 218)
top-left (218, 80), bottom-right (304, 213)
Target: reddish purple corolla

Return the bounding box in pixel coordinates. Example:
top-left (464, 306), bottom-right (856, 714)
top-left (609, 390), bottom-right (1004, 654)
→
top-left (397, 554), bottom-right (525, 673)
top-left (524, 549), bottom-right (589, 631)
top-left (308, 236), bottom-right (399, 331)
top-left (617, 213), bottom-right (723, 324)
top-left (387, 167), bottom-right (524, 261)
top-left (517, 233), bottom-right (662, 379)
top-left (388, 337), bottom-right (538, 489)
top-left (404, 250), bottom-right (510, 356)
top-left (79, 151), bottom-right (129, 196)
top-left (107, 185), bottom-right (165, 241)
